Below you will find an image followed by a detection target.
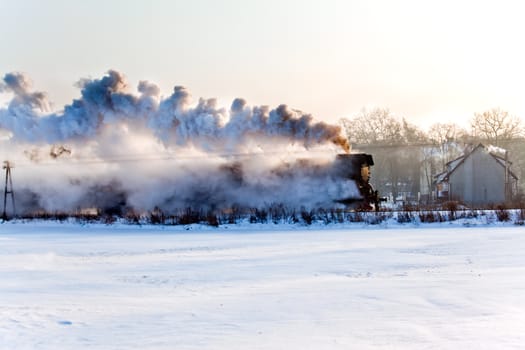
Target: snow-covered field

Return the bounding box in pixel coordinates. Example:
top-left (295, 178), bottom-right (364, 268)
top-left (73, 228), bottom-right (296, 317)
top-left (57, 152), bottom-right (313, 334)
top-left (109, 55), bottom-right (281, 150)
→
top-left (1, 222), bottom-right (525, 349)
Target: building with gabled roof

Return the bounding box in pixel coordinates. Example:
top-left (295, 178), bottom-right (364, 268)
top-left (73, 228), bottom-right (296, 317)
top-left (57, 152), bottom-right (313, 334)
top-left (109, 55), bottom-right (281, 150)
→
top-left (434, 143), bottom-right (518, 205)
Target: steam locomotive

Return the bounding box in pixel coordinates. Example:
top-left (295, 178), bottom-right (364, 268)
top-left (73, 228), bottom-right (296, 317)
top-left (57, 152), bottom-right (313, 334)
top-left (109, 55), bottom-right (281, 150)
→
top-left (334, 153), bottom-right (384, 211)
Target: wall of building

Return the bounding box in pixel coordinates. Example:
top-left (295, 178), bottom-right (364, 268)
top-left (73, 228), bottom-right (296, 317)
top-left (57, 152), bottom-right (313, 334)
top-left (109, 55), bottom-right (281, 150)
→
top-left (449, 147), bottom-right (506, 205)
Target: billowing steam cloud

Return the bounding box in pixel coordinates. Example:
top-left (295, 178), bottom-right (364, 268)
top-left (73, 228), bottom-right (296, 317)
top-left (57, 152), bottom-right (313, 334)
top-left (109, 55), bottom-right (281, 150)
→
top-left (0, 70), bottom-right (357, 215)
top-left (0, 70), bottom-right (349, 151)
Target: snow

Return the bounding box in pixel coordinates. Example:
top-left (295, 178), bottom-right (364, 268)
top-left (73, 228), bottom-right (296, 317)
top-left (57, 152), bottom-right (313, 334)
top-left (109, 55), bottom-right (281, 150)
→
top-left (1, 221), bottom-right (525, 349)
top-left (487, 144), bottom-right (507, 156)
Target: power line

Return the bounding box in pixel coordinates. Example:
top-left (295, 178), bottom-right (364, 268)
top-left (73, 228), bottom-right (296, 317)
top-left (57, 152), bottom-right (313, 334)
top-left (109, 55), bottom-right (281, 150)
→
top-left (4, 149), bottom-right (343, 168)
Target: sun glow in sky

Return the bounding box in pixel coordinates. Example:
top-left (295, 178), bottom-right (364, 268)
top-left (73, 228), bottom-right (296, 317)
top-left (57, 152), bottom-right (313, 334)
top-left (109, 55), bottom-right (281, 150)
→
top-left (1, 0), bottom-right (524, 129)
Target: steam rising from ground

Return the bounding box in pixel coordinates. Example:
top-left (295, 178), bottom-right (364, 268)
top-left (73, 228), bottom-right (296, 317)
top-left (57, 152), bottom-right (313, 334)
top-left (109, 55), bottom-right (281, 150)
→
top-left (0, 70), bottom-right (356, 214)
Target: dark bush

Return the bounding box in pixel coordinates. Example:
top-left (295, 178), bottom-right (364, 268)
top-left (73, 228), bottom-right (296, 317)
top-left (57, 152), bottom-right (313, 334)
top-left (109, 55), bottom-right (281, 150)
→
top-left (149, 207), bottom-right (165, 225)
top-left (347, 212), bottom-right (364, 222)
top-left (301, 209), bottom-right (314, 225)
top-left (442, 201), bottom-right (459, 220)
top-left (495, 205), bottom-right (510, 222)
top-left (250, 208), bottom-right (268, 224)
top-left (365, 212), bottom-right (387, 225)
top-left (419, 211), bottom-right (436, 223)
top-left (206, 214), bottom-right (219, 227)
top-left (396, 211), bottom-right (413, 224)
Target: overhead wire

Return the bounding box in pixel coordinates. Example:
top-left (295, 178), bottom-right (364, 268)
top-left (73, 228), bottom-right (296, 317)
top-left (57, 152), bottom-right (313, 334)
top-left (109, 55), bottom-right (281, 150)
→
top-left (2, 148), bottom-right (343, 168)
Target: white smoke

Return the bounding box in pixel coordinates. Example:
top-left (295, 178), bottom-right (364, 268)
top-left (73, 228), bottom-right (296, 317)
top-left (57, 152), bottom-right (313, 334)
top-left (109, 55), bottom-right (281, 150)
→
top-left (0, 70), bottom-right (357, 214)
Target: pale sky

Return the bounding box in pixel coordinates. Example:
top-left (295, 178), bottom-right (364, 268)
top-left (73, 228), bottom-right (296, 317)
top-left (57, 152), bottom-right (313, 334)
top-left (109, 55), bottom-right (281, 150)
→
top-left (1, 0), bottom-right (525, 129)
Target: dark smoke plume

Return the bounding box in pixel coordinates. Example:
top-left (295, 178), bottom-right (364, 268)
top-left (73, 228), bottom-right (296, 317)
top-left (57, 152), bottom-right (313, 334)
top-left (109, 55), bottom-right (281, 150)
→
top-left (0, 70), bottom-right (349, 151)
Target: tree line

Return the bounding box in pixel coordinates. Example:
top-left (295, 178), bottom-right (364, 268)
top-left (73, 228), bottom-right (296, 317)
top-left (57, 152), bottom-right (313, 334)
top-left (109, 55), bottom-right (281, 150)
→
top-left (339, 107), bottom-right (525, 204)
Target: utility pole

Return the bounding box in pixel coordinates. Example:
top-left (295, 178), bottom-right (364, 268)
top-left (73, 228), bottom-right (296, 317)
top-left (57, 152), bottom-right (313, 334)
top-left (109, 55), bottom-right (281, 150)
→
top-left (504, 150), bottom-right (510, 203)
top-left (3, 161), bottom-right (15, 220)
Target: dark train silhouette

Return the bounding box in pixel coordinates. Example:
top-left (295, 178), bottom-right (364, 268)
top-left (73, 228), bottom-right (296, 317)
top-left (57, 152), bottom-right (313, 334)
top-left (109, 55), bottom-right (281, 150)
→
top-left (333, 153), bottom-right (384, 211)
top-left (8, 153), bottom-right (384, 218)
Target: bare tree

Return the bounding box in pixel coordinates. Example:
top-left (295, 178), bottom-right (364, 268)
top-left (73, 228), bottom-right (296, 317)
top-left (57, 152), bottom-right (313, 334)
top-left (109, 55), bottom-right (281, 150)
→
top-left (428, 122), bottom-right (466, 145)
top-left (415, 122), bottom-right (467, 201)
top-left (401, 118), bottom-right (427, 144)
top-left (341, 107), bottom-right (403, 145)
top-left (471, 108), bottom-right (523, 146)
top-left (428, 122), bottom-right (467, 169)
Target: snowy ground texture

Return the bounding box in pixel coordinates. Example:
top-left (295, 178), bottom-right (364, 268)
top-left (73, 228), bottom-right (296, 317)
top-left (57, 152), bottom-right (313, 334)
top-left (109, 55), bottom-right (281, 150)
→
top-left (1, 221), bottom-right (525, 349)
